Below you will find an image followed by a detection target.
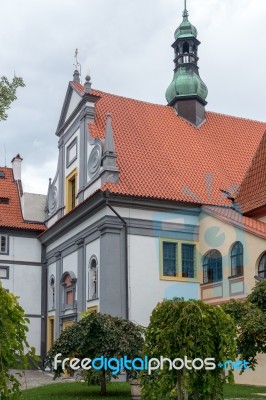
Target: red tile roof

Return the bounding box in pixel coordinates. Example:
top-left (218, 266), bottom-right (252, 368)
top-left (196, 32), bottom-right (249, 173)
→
top-left (0, 167), bottom-right (45, 231)
top-left (236, 131), bottom-right (266, 215)
top-left (202, 206), bottom-right (266, 239)
top-left (72, 82), bottom-right (266, 206)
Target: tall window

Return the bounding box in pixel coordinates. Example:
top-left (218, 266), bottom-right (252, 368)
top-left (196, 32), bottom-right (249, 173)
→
top-left (183, 41), bottom-right (189, 53)
top-left (65, 169), bottom-right (77, 213)
top-left (163, 242), bottom-right (177, 276)
top-left (71, 179), bottom-right (76, 210)
top-left (88, 257), bottom-right (98, 300)
top-left (161, 240), bottom-right (196, 279)
top-left (182, 244), bottom-right (195, 278)
top-left (231, 242), bottom-right (244, 277)
top-left (258, 254), bottom-right (266, 279)
top-left (0, 235), bottom-right (8, 254)
top-left (203, 250), bottom-right (222, 284)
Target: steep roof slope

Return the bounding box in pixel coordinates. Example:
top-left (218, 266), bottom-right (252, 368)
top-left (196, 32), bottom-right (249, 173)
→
top-left (0, 167), bottom-right (45, 231)
top-left (236, 131), bottom-right (266, 215)
top-left (72, 83), bottom-right (266, 206)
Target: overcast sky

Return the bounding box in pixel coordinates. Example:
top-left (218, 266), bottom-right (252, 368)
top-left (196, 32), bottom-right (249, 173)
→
top-left (0, 0), bottom-right (266, 194)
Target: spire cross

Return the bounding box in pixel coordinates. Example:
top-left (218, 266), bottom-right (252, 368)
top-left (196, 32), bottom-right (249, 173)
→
top-left (183, 0), bottom-right (189, 18)
top-left (74, 48), bottom-right (80, 70)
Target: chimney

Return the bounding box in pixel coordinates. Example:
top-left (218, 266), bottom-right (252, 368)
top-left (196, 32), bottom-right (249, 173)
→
top-left (11, 154), bottom-right (23, 181)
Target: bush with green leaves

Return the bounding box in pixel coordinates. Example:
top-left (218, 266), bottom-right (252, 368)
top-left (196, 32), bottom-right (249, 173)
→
top-left (222, 280), bottom-right (266, 371)
top-left (141, 299), bottom-right (236, 400)
top-left (46, 313), bottom-right (144, 396)
top-left (0, 283), bottom-right (37, 399)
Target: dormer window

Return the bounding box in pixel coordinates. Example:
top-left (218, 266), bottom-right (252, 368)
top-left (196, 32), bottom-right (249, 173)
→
top-left (0, 171), bottom-right (5, 179)
top-left (0, 198), bottom-right (9, 204)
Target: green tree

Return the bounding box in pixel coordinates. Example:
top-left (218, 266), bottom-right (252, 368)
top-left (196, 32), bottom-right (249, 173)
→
top-left (0, 76), bottom-right (25, 121)
top-left (0, 282), bottom-right (37, 399)
top-left (248, 280), bottom-right (266, 312)
top-left (222, 281), bottom-right (266, 371)
top-left (46, 313), bottom-right (144, 396)
top-left (141, 299), bottom-right (236, 400)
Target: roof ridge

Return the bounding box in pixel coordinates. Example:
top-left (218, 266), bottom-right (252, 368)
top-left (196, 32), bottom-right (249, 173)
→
top-left (72, 81), bottom-right (266, 124)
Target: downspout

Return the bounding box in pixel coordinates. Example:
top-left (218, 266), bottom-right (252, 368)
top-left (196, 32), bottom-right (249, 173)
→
top-left (105, 198), bottom-right (129, 320)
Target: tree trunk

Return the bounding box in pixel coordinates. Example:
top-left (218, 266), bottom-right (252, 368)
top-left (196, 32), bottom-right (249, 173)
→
top-left (177, 372), bottom-right (182, 400)
top-left (100, 369), bottom-right (107, 396)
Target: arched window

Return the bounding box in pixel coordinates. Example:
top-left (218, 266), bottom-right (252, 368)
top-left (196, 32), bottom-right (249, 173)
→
top-left (49, 275), bottom-right (55, 310)
top-left (61, 271), bottom-right (77, 310)
top-left (258, 254), bottom-right (266, 279)
top-left (231, 242), bottom-right (244, 277)
top-left (88, 256), bottom-right (98, 301)
top-left (182, 42), bottom-right (190, 63)
top-left (183, 42), bottom-right (189, 53)
top-left (203, 250), bottom-right (222, 284)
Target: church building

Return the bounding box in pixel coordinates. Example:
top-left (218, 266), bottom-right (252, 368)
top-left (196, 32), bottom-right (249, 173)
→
top-left (1, 1), bottom-right (266, 385)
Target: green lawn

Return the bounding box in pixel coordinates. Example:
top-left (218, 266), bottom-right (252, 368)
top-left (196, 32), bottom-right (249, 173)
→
top-left (224, 384), bottom-right (266, 399)
top-left (21, 382), bottom-right (266, 399)
top-left (21, 382), bottom-right (131, 399)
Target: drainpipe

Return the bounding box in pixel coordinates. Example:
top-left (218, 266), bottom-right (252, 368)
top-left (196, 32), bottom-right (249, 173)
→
top-left (105, 197), bottom-right (129, 320)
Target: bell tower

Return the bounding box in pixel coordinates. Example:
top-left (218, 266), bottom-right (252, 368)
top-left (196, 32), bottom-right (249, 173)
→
top-left (166, 1), bottom-right (208, 127)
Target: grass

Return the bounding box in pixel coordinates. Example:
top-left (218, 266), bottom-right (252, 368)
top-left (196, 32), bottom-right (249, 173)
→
top-left (21, 382), bottom-right (131, 399)
top-left (224, 384), bottom-right (266, 399)
top-left (21, 382), bottom-right (266, 399)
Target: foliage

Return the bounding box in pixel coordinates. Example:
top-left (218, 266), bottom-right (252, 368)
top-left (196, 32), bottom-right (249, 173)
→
top-left (0, 282), bottom-right (38, 399)
top-left (222, 281), bottom-right (266, 371)
top-left (0, 76), bottom-right (25, 121)
top-left (46, 313), bottom-right (144, 396)
top-left (140, 299), bottom-right (236, 400)
top-left (248, 280), bottom-right (266, 313)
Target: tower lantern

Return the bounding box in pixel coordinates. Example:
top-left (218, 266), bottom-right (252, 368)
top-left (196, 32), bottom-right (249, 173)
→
top-left (166, 1), bottom-right (208, 127)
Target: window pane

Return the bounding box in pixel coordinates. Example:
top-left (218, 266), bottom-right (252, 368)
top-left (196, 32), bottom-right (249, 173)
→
top-left (182, 244), bottom-right (195, 278)
top-left (231, 242), bottom-right (243, 276)
top-left (203, 250), bottom-right (222, 283)
top-left (163, 242), bottom-right (177, 276)
top-left (71, 179), bottom-right (76, 210)
top-left (1, 236), bottom-right (6, 253)
top-left (0, 268), bottom-right (8, 278)
top-left (258, 254), bottom-right (266, 278)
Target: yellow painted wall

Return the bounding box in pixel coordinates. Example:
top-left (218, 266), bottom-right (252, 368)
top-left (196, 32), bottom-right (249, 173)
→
top-left (234, 353), bottom-right (266, 386)
top-left (199, 212), bottom-right (266, 304)
top-left (200, 211), bottom-right (266, 386)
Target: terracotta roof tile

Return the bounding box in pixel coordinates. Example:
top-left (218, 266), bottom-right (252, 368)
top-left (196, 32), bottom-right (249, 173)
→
top-left (236, 130), bottom-right (266, 214)
top-left (72, 83), bottom-right (266, 206)
top-left (0, 167), bottom-right (45, 231)
top-left (202, 206), bottom-right (266, 239)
